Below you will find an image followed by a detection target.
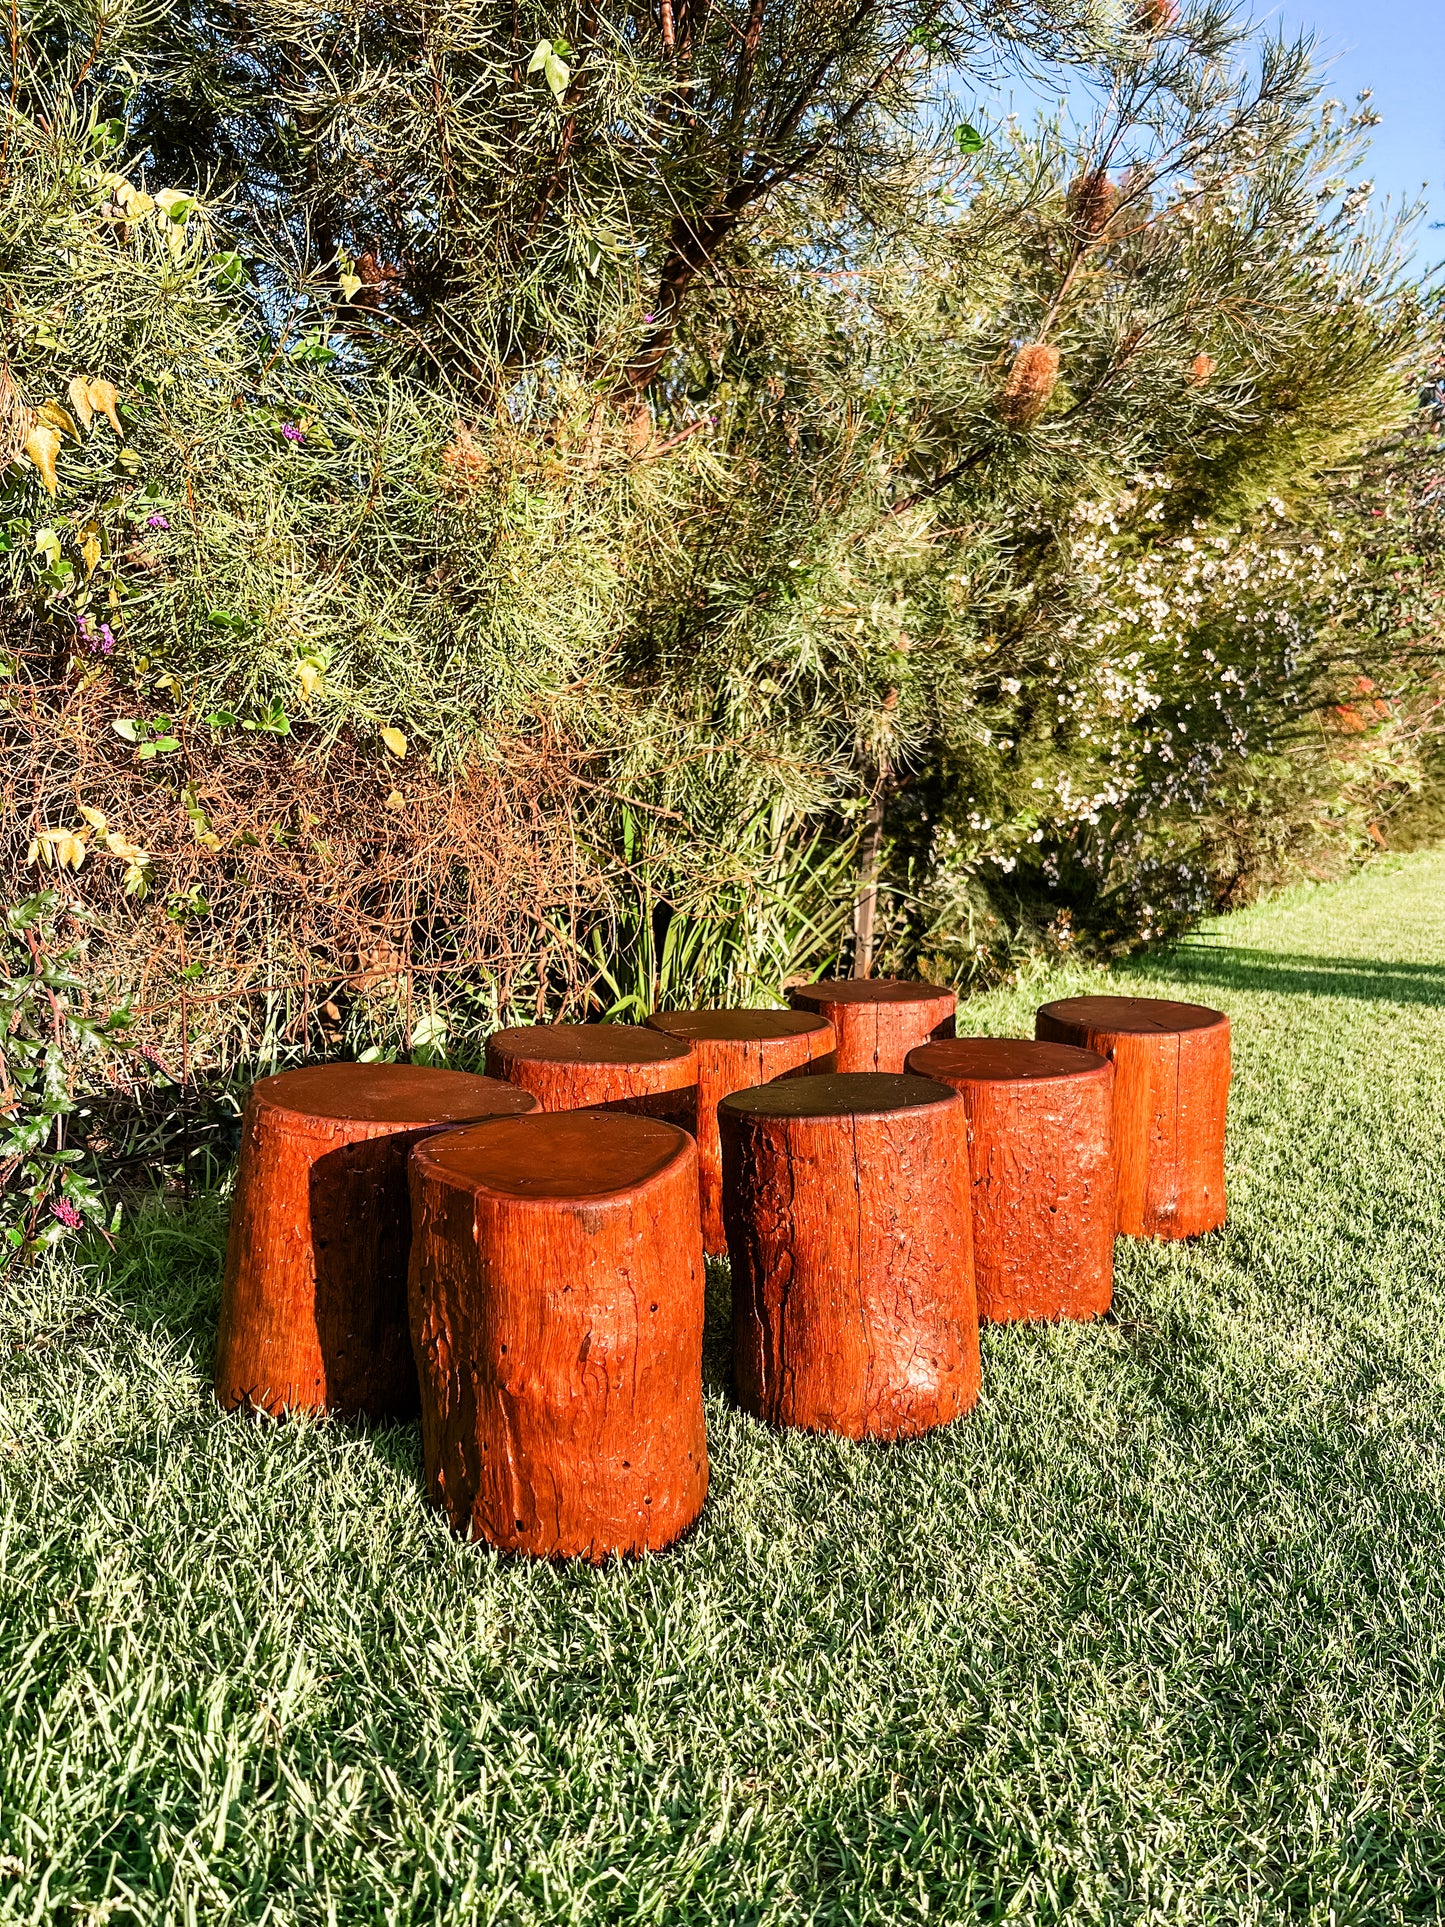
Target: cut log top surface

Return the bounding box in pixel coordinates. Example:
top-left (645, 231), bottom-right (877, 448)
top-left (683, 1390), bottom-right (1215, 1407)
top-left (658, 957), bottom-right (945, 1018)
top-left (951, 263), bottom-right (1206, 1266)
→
top-left (908, 1038), bottom-right (1109, 1084)
top-left (720, 1071), bottom-right (958, 1121)
top-left (1037, 995), bottom-right (1226, 1035)
top-left (247, 1062), bottom-right (536, 1126)
top-left (647, 1008), bottom-right (832, 1043)
top-left (790, 979), bottom-right (954, 1007)
top-left (486, 1023), bottom-right (693, 1066)
top-left (410, 1109), bottom-right (690, 1201)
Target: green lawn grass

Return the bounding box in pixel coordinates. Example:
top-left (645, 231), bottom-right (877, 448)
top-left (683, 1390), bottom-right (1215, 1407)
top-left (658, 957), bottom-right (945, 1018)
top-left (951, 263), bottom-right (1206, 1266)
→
top-left (4, 853), bottom-right (1445, 1926)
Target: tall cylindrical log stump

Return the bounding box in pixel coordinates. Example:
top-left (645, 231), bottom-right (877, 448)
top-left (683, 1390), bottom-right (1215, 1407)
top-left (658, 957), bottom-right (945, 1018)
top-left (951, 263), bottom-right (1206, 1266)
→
top-left (645, 1009), bottom-right (836, 1257)
top-left (215, 1064), bottom-right (537, 1417)
top-left (906, 1039), bottom-right (1115, 1322)
top-left (720, 1072), bottom-right (978, 1440)
top-left (485, 1024), bottom-right (697, 1129)
top-left (407, 1111), bottom-right (708, 1560)
top-left (785, 979), bottom-right (957, 1074)
top-left (1035, 995), bottom-right (1231, 1239)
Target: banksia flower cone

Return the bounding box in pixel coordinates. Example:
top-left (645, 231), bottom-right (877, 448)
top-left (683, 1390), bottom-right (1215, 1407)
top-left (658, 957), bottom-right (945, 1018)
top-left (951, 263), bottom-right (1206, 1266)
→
top-left (1189, 354), bottom-right (1216, 387)
top-left (1133, 0), bottom-right (1178, 31)
top-left (1000, 343), bottom-right (1060, 429)
top-left (1067, 171), bottom-right (1117, 238)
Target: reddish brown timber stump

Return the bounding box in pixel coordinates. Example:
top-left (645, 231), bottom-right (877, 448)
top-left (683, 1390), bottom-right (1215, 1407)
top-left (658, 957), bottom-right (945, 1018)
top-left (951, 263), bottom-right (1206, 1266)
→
top-left (719, 1072), bottom-right (978, 1439)
top-left (485, 1024), bottom-right (697, 1128)
top-left (906, 1038), bottom-right (1115, 1322)
top-left (407, 1111), bottom-right (708, 1560)
top-left (1034, 995), bottom-right (1231, 1239)
top-left (214, 1063), bottom-right (537, 1418)
top-left (785, 979), bottom-right (956, 1074)
top-left (645, 1009), bottom-right (836, 1257)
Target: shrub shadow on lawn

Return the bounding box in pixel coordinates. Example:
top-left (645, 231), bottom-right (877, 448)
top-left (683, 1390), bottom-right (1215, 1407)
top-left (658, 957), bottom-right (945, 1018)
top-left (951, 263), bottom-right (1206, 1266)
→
top-left (1127, 947), bottom-right (1445, 1007)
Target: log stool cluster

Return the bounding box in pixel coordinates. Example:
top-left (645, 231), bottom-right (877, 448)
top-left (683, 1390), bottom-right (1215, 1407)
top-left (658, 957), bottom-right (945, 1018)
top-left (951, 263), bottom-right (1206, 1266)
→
top-left (214, 979), bottom-right (1230, 1560)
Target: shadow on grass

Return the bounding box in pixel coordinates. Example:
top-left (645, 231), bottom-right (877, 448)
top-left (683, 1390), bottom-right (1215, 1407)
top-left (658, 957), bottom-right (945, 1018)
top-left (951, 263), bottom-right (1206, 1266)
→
top-left (1125, 947), bottom-right (1445, 1007)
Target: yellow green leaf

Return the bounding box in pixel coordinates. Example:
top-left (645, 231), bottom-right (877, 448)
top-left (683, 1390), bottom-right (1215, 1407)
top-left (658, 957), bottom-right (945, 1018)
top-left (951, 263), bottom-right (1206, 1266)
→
top-left (22, 424), bottom-right (61, 494)
top-left (87, 379), bottom-right (123, 438)
top-left (380, 726), bottom-right (407, 759)
top-left (67, 376), bottom-right (95, 433)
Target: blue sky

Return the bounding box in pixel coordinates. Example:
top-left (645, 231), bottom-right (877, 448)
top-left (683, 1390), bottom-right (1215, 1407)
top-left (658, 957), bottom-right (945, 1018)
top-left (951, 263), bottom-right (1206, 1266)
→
top-left (1276, 0), bottom-right (1443, 270)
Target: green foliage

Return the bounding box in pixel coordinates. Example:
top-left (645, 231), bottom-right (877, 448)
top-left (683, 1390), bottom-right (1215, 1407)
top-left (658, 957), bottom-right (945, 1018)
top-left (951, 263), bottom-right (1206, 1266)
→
top-left (0, 0), bottom-right (1439, 1095)
top-left (0, 894), bottom-right (130, 1263)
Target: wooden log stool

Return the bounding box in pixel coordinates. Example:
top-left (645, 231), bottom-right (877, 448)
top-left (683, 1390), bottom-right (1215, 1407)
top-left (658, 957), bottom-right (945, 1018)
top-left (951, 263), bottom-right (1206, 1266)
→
top-left (905, 1038), bottom-right (1116, 1322)
top-left (1034, 995), bottom-right (1231, 1239)
top-left (644, 1009), bottom-right (836, 1256)
top-left (407, 1111), bottom-right (708, 1560)
top-left (785, 979), bottom-right (956, 1074)
top-left (485, 1023), bottom-right (696, 1128)
top-left (719, 1072), bottom-right (978, 1440)
top-left (214, 1063), bottom-right (537, 1417)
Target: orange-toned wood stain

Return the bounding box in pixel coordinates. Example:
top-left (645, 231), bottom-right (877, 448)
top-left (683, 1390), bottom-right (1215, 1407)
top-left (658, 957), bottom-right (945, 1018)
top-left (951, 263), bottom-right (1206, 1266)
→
top-left (1035, 995), bottom-right (1230, 1238)
top-left (720, 1072), bottom-right (978, 1439)
top-left (907, 1038), bottom-right (1115, 1321)
top-left (214, 1063), bottom-right (536, 1416)
top-left (407, 1111), bottom-right (708, 1561)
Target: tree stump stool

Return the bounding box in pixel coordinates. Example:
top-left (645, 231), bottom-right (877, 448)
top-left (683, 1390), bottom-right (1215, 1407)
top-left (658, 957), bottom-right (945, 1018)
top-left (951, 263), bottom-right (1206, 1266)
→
top-left (785, 979), bottom-right (956, 1074)
top-left (1034, 995), bottom-right (1231, 1239)
top-left (906, 1038), bottom-right (1116, 1322)
top-left (485, 1024), bottom-right (697, 1129)
top-left (644, 1009), bottom-right (836, 1256)
top-left (214, 1063), bottom-right (537, 1418)
top-left (407, 1110), bottom-right (708, 1560)
top-left (719, 1072), bottom-right (978, 1439)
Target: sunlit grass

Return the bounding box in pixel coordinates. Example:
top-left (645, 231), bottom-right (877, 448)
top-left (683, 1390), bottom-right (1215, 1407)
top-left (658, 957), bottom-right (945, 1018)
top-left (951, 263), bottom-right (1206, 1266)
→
top-left (3, 852), bottom-right (1445, 1924)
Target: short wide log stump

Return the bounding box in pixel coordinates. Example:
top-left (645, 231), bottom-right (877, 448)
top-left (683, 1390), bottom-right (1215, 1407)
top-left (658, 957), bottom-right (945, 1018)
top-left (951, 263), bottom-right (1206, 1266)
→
top-left (645, 1009), bottom-right (836, 1256)
top-left (1035, 995), bottom-right (1231, 1239)
top-left (785, 979), bottom-right (956, 1074)
top-left (906, 1039), bottom-right (1115, 1322)
top-left (719, 1072), bottom-right (978, 1440)
top-left (214, 1063), bottom-right (536, 1417)
top-left (485, 1023), bottom-right (696, 1128)
top-left (407, 1111), bottom-right (708, 1560)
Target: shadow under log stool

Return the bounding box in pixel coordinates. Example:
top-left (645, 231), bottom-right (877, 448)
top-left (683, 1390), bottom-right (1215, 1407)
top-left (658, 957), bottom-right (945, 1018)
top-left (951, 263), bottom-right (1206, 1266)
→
top-left (785, 979), bottom-right (956, 1074)
top-left (485, 1023), bottom-right (696, 1128)
top-left (407, 1111), bottom-right (708, 1561)
top-left (1035, 995), bottom-right (1231, 1239)
top-left (214, 1063), bottom-right (537, 1417)
top-left (720, 1072), bottom-right (978, 1440)
top-left (645, 1008), bottom-right (836, 1255)
top-left (906, 1038), bottom-right (1115, 1322)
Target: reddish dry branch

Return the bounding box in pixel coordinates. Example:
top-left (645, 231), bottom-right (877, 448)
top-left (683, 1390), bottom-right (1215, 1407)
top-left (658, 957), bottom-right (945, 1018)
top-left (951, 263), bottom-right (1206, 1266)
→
top-left (720, 1072), bottom-right (979, 1439)
top-left (407, 1111), bottom-right (708, 1560)
top-left (645, 1008), bottom-right (836, 1255)
top-left (1034, 995), bottom-right (1231, 1239)
top-left (785, 980), bottom-right (956, 1075)
top-left (906, 1039), bottom-right (1115, 1322)
top-left (214, 1063), bottom-right (536, 1417)
top-left (485, 1023), bottom-right (697, 1128)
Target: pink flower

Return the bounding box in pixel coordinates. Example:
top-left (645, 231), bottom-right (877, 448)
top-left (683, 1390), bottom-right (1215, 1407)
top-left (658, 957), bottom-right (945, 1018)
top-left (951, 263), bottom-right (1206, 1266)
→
top-left (281, 422), bottom-right (305, 444)
top-left (145, 513), bottom-right (170, 530)
top-left (50, 1198), bottom-right (83, 1229)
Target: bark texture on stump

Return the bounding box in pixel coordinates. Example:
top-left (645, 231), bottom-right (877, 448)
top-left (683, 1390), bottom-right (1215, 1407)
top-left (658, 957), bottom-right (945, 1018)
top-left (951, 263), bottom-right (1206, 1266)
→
top-left (407, 1111), bottom-right (708, 1561)
top-left (215, 1063), bottom-right (536, 1417)
top-left (645, 1009), bottom-right (836, 1256)
top-left (1035, 995), bottom-right (1230, 1239)
top-left (485, 1023), bottom-right (697, 1128)
top-left (720, 1072), bottom-right (978, 1439)
top-left (785, 979), bottom-right (956, 1074)
top-left (906, 1038), bottom-right (1115, 1322)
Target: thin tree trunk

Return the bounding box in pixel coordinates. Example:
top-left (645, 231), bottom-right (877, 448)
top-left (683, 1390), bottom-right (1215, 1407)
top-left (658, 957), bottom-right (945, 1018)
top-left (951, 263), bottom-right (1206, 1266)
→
top-left (852, 766), bottom-right (889, 977)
